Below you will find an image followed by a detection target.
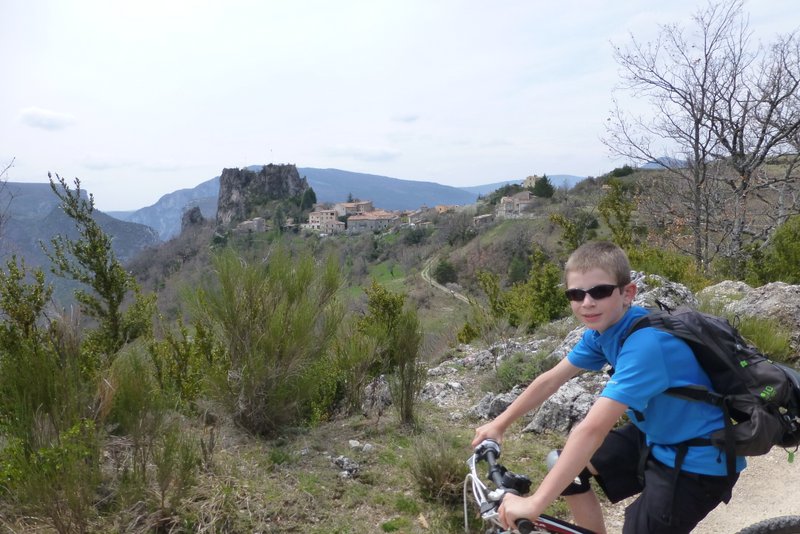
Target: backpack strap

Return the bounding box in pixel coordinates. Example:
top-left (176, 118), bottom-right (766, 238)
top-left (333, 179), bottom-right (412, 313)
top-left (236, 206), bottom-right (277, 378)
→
top-left (667, 386), bottom-right (736, 478)
top-left (664, 442), bottom-right (689, 526)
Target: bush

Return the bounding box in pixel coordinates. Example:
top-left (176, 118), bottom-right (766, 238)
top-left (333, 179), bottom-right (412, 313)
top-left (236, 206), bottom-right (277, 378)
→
top-left (333, 325), bottom-right (381, 416)
top-left (628, 245), bottom-right (710, 292)
top-left (746, 215), bottom-right (800, 284)
top-left (152, 421), bottom-right (199, 512)
top-left (489, 351), bottom-right (558, 392)
top-left (102, 347), bottom-right (170, 488)
top-left (610, 164), bottom-right (635, 177)
top-left (697, 298), bottom-right (794, 363)
top-left (1, 420), bottom-right (100, 534)
top-left (409, 434), bottom-right (467, 504)
top-left (359, 281), bottom-right (425, 426)
top-left (505, 249), bottom-right (568, 332)
top-left (457, 321), bottom-right (480, 344)
top-left (147, 320), bottom-right (222, 409)
top-left (188, 245), bottom-right (344, 436)
top-left (432, 258), bottom-right (457, 285)
top-left (387, 308), bottom-right (426, 427)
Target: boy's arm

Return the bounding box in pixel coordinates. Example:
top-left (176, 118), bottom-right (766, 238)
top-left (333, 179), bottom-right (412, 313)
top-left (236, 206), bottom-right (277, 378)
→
top-left (498, 397), bottom-right (628, 529)
top-left (471, 357), bottom-right (582, 447)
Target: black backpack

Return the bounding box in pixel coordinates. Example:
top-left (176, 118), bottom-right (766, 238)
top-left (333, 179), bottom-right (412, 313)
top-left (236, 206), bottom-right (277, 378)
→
top-left (623, 303), bottom-right (800, 477)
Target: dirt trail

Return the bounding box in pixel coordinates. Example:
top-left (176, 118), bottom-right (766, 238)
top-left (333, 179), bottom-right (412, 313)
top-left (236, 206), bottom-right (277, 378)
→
top-left (602, 447), bottom-right (800, 533)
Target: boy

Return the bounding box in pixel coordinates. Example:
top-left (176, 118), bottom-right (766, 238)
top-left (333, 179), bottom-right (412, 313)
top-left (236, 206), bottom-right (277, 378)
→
top-left (471, 241), bottom-right (744, 534)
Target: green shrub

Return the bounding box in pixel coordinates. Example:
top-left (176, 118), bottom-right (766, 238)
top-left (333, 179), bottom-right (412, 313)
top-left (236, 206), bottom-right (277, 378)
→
top-left (490, 352), bottom-right (558, 392)
top-left (698, 299), bottom-right (794, 363)
top-left (44, 174), bottom-right (155, 361)
top-left (610, 164), bottom-right (635, 177)
top-left (409, 434), bottom-right (467, 504)
top-left (153, 421), bottom-right (199, 511)
top-left (745, 215), bottom-right (800, 284)
top-left (506, 249), bottom-right (568, 332)
top-left (4, 419), bottom-right (100, 534)
top-left (147, 321), bottom-right (208, 408)
top-left (188, 245), bottom-right (344, 436)
top-left (359, 281), bottom-right (426, 426)
top-left (381, 517), bottom-right (411, 532)
top-left (387, 308), bottom-right (426, 427)
top-left (104, 348), bottom-right (168, 484)
top-left (457, 321), bottom-right (480, 344)
top-left (333, 325), bottom-right (381, 416)
top-left (432, 258), bottom-right (457, 285)
top-left (628, 245), bottom-right (710, 292)
top-left (734, 315), bottom-right (793, 363)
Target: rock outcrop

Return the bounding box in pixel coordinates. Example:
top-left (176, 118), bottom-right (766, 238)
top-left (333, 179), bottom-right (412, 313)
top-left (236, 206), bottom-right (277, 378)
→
top-left (215, 164), bottom-right (309, 227)
top-left (181, 205), bottom-right (205, 233)
top-left (701, 281), bottom-right (800, 351)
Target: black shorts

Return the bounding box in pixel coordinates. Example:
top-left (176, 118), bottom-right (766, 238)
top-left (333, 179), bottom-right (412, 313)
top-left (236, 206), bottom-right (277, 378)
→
top-left (589, 423), bottom-right (739, 534)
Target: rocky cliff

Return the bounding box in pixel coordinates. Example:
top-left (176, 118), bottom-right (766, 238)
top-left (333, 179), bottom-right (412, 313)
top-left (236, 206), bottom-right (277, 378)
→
top-left (216, 164), bottom-right (309, 227)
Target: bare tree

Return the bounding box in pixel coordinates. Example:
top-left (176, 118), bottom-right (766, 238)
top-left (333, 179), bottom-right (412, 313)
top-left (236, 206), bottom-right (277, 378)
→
top-left (708, 29), bottom-right (800, 273)
top-left (0, 158), bottom-right (13, 245)
top-left (605, 1), bottom-right (800, 274)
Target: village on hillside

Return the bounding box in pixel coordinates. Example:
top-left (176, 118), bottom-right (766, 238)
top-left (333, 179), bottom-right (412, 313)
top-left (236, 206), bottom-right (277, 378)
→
top-left (291, 174), bottom-right (549, 236)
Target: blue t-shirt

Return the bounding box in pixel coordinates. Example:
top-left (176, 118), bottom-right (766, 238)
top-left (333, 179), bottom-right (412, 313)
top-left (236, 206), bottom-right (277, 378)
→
top-left (567, 305), bottom-right (746, 476)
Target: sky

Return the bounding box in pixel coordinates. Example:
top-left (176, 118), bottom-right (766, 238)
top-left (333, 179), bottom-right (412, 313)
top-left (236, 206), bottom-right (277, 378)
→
top-left (1, 1), bottom-right (798, 212)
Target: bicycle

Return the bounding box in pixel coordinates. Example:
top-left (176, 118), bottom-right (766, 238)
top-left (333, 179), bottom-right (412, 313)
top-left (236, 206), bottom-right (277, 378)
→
top-left (465, 439), bottom-right (800, 534)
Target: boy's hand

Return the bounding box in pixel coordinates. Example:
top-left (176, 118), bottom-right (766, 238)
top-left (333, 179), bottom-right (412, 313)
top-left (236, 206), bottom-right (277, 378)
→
top-left (498, 493), bottom-right (543, 531)
top-left (471, 422), bottom-right (503, 448)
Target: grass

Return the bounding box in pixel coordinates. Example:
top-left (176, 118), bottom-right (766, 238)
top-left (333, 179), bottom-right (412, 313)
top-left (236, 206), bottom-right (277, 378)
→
top-left (0, 334), bottom-right (603, 534)
top-left (369, 260), bottom-right (406, 286)
top-left (698, 297), bottom-right (795, 363)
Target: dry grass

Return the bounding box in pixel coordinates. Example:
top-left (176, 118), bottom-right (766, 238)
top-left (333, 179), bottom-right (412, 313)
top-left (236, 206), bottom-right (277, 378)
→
top-left (1, 352), bottom-right (577, 534)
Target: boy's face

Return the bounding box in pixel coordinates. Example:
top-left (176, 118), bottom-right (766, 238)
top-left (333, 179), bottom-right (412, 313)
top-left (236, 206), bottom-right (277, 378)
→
top-left (566, 267), bottom-right (635, 333)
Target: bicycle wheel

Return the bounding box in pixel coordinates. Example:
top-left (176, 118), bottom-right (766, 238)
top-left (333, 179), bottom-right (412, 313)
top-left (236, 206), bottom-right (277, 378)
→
top-left (735, 516), bottom-right (800, 534)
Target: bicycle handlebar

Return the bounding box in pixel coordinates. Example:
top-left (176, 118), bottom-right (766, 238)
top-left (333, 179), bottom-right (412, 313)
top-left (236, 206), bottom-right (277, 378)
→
top-left (473, 440), bottom-right (536, 533)
top-left (467, 439), bottom-right (596, 534)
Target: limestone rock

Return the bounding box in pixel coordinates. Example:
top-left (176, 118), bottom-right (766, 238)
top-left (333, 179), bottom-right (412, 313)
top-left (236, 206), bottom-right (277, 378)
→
top-left (216, 164), bottom-right (309, 227)
top-left (181, 205), bottom-right (205, 233)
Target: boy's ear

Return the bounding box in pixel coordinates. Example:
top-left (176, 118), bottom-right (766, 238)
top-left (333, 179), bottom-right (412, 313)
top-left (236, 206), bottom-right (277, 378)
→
top-left (622, 282), bottom-right (637, 304)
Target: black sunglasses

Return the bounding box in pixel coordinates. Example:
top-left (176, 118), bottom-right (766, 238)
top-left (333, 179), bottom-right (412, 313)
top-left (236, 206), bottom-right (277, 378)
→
top-left (564, 284), bottom-right (622, 302)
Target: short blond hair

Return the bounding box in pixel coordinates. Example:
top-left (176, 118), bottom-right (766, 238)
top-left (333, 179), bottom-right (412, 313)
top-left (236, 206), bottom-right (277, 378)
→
top-left (564, 241), bottom-right (631, 286)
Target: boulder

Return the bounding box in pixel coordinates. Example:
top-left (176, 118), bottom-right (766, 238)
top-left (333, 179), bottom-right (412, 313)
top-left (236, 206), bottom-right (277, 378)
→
top-left (523, 374), bottom-right (607, 435)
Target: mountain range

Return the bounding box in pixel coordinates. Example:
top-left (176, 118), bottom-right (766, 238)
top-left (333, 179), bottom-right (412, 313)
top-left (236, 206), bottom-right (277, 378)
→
top-left (0, 182), bottom-right (159, 285)
top-left (109, 168), bottom-right (585, 241)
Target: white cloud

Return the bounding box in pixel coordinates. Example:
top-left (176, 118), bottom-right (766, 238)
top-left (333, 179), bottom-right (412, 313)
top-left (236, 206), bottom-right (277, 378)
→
top-left (81, 155), bottom-right (132, 171)
top-left (392, 114), bottom-right (421, 124)
top-left (138, 161), bottom-right (189, 173)
top-left (327, 145), bottom-right (402, 163)
top-left (18, 107), bottom-right (76, 131)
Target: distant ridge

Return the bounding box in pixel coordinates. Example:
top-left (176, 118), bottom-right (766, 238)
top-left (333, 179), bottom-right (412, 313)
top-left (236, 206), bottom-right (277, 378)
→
top-left (298, 167), bottom-right (478, 209)
top-left (458, 174), bottom-right (586, 196)
top-left (640, 157), bottom-right (687, 169)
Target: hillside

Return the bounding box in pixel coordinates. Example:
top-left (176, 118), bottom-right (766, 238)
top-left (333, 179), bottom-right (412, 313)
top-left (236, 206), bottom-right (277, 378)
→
top-left (459, 175), bottom-right (586, 196)
top-left (0, 182), bottom-right (159, 267)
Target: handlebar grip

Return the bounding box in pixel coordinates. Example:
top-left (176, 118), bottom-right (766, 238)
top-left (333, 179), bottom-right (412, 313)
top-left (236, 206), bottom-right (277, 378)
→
top-left (516, 519), bottom-right (535, 534)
